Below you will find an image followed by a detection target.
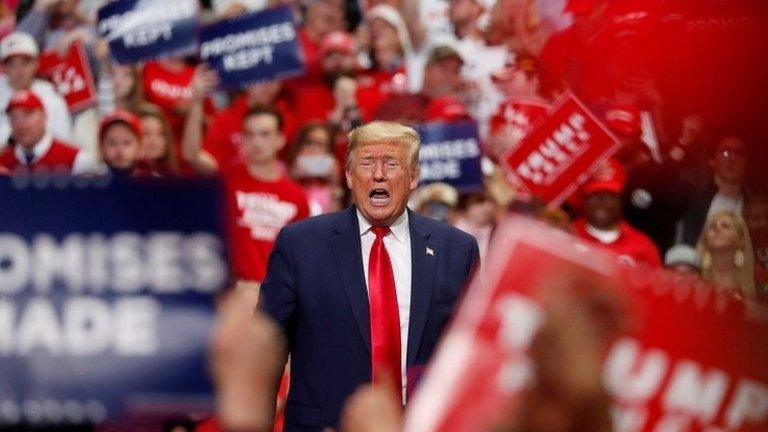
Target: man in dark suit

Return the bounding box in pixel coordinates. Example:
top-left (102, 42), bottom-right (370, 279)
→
top-left (259, 120), bottom-right (479, 431)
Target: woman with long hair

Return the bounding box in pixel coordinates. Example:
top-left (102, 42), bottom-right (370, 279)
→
top-left (696, 211), bottom-right (756, 300)
top-left (135, 103), bottom-right (179, 176)
top-left (288, 121), bottom-right (343, 216)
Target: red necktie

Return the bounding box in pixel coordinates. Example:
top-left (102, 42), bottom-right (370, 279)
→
top-left (368, 226), bottom-right (403, 396)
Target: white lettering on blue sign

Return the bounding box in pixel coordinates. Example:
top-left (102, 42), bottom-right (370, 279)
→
top-left (0, 232), bottom-right (226, 294)
top-left (200, 22), bottom-right (296, 59)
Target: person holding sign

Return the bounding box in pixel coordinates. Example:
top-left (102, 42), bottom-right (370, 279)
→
top-left (259, 121), bottom-right (479, 431)
top-left (183, 73), bottom-right (309, 284)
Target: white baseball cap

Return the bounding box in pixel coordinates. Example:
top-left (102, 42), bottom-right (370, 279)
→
top-left (0, 32), bottom-right (39, 61)
top-left (664, 244), bottom-right (701, 269)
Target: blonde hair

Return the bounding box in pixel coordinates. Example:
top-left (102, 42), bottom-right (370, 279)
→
top-left (345, 121), bottom-right (420, 173)
top-left (696, 211), bottom-right (756, 299)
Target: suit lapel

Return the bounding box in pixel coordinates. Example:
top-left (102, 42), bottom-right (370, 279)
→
top-left (331, 206), bottom-right (371, 353)
top-left (407, 210), bottom-right (437, 365)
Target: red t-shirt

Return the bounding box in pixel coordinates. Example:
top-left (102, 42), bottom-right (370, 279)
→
top-left (284, 74), bottom-right (335, 125)
top-left (573, 218), bottom-right (662, 269)
top-left (356, 66), bottom-right (408, 121)
top-left (285, 69), bottom-right (384, 126)
top-left (223, 165), bottom-right (310, 282)
top-left (203, 95), bottom-right (297, 170)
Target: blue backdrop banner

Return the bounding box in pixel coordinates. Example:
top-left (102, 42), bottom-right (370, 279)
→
top-left (0, 176), bottom-right (229, 425)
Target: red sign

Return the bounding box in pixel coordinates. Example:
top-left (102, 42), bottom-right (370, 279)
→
top-left (405, 216), bottom-right (768, 432)
top-left (38, 42), bottom-right (97, 113)
top-left (502, 92), bottom-right (621, 206)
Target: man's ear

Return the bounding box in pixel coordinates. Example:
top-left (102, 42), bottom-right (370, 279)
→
top-left (409, 169), bottom-right (420, 191)
top-left (345, 170), bottom-right (354, 190)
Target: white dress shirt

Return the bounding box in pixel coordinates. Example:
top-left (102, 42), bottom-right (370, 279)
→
top-left (357, 209), bottom-right (411, 402)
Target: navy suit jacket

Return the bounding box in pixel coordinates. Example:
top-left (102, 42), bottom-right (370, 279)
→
top-left (259, 206), bottom-right (479, 431)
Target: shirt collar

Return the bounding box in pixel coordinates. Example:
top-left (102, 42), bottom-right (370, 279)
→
top-left (15, 133), bottom-right (53, 165)
top-left (585, 222), bottom-right (621, 244)
top-left (357, 208), bottom-right (410, 244)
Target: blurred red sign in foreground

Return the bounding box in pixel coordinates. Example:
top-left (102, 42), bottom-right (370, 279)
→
top-left (405, 216), bottom-right (768, 432)
top-left (502, 93), bottom-right (621, 207)
top-left (38, 41), bottom-right (97, 113)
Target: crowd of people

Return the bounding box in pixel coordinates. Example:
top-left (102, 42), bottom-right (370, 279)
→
top-left (0, 0), bottom-right (766, 430)
top-left (2, 0), bottom-right (763, 300)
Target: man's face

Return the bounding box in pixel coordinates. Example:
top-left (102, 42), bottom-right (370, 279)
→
top-left (423, 58), bottom-right (463, 98)
top-left (4, 55), bottom-right (38, 90)
top-left (8, 107), bottom-right (46, 149)
top-left (495, 69), bottom-right (540, 98)
top-left (102, 123), bottom-right (140, 170)
top-left (710, 137), bottom-right (747, 185)
top-left (466, 197), bottom-right (496, 226)
top-left (305, 1), bottom-right (344, 40)
top-left (322, 51), bottom-right (357, 80)
top-left (584, 191), bottom-right (622, 230)
top-left (245, 80), bottom-right (282, 106)
top-left (242, 114), bottom-right (284, 165)
top-left (449, 0), bottom-right (482, 29)
top-left (346, 140), bottom-right (419, 226)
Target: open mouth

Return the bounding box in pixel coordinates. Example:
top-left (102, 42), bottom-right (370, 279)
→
top-left (369, 188), bottom-right (391, 206)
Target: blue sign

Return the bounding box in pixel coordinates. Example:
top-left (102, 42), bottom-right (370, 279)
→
top-left (97, 0), bottom-right (199, 64)
top-left (417, 121), bottom-right (483, 190)
top-left (200, 6), bottom-right (305, 87)
top-left (0, 176), bottom-right (229, 426)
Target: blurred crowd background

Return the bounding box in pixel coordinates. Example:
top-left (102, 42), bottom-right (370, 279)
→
top-left (0, 0), bottom-right (766, 304)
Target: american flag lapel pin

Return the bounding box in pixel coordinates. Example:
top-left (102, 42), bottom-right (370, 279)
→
top-left (426, 247), bottom-right (434, 256)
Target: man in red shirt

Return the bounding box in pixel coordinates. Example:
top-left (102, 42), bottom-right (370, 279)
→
top-left (573, 158), bottom-right (662, 268)
top-left (185, 101), bottom-right (309, 283)
top-left (376, 45), bottom-right (468, 125)
top-left (286, 31), bottom-right (364, 126)
top-left (181, 66), bottom-right (296, 174)
top-left (0, 90), bottom-right (96, 174)
top-left (297, 0), bottom-right (346, 79)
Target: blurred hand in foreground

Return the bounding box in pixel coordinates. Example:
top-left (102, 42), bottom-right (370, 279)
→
top-left (210, 287), bottom-right (285, 432)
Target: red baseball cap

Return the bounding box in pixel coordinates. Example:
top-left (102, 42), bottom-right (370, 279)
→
top-left (99, 110), bottom-right (143, 141)
top-left (581, 158), bottom-right (626, 195)
top-left (6, 90), bottom-right (44, 113)
top-left (426, 96), bottom-right (470, 122)
top-left (604, 104), bottom-right (641, 137)
top-left (320, 31), bottom-right (356, 56)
